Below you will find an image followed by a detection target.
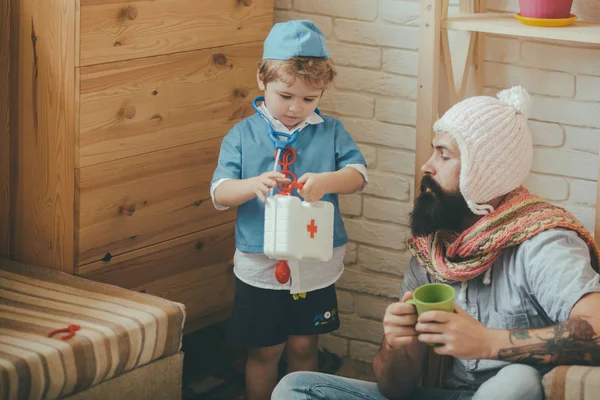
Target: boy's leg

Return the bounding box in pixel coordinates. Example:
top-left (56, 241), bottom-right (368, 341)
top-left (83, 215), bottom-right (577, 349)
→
top-left (285, 284), bottom-right (340, 375)
top-left (228, 278), bottom-right (290, 400)
top-left (246, 344), bottom-right (286, 400)
top-left (286, 335), bottom-right (319, 373)
top-left (472, 364), bottom-right (543, 400)
top-left (272, 371), bottom-right (474, 400)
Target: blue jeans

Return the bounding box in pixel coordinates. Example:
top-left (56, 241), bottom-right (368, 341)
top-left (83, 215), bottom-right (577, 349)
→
top-left (272, 364), bottom-right (543, 400)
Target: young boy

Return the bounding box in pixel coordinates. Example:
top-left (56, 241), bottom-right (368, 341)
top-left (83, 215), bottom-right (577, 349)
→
top-left (210, 20), bottom-right (368, 400)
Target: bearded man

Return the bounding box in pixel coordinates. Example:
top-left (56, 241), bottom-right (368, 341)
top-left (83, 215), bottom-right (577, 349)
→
top-left (271, 86), bottom-right (600, 400)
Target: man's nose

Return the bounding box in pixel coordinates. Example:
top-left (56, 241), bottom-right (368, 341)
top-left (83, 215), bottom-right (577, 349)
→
top-left (421, 156), bottom-right (435, 175)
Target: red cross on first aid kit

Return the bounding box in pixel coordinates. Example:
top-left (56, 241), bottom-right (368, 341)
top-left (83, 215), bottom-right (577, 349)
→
top-left (264, 195), bottom-right (334, 262)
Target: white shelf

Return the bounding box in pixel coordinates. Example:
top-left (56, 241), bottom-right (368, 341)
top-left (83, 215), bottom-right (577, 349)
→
top-left (443, 12), bottom-right (600, 44)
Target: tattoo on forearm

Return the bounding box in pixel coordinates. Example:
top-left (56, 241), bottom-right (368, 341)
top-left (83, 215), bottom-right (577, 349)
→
top-left (498, 317), bottom-right (600, 366)
top-left (509, 330), bottom-right (531, 345)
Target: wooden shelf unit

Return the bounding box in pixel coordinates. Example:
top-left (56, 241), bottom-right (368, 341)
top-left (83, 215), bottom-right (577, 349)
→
top-left (445, 12), bottom-right (600, 44)
top-left (415, 0), bottom-right (600, 243)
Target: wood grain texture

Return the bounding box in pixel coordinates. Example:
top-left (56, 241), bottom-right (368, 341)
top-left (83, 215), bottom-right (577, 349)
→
top-left (415, 0), bottom-right (442, 197)
top-left (0, 0), bottom-right (10, 258)
top-left (79, 0), bottom-right (273, 65)
top-left (77, 137), bottom-right (235, 265)
top-left (11, 0), bottom-right (76, 271)
top-left (77, 222), bottom-right (236, 326)
top-left (79, 41), bottom-right (261, 166)
top-left (596, 144), bottom-right (600, 246)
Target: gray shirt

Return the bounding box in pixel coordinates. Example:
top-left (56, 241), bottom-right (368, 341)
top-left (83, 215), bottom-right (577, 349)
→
top-left (401, 229), bottom-right (600, 390)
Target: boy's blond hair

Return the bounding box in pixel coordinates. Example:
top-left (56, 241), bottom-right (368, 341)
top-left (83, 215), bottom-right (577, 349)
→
top-left (258, 57), bottom-right (337, 91)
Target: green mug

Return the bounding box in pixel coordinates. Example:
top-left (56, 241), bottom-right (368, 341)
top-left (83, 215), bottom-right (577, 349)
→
top-left (406, 283), bottom-right (455, 346)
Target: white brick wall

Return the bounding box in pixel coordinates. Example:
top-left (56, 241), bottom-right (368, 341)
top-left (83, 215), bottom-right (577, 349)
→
top-left (275, 0), bottom-right (600, 365)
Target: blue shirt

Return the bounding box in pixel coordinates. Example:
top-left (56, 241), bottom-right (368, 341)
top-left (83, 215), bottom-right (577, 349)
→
top-left (401, 229), bottom-right (600, 390)
top-left (211, 112), bottom-right (367, 253)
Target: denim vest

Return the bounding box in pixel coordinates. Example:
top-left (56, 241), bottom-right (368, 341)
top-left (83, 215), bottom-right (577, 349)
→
top-left (211, 113), bottom-right (367, 253)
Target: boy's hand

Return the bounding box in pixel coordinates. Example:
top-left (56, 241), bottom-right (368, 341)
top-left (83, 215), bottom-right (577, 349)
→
top-left (297, 173), bottom-right (329, 202)
top-left (251, 172), bottom-right (290, 202)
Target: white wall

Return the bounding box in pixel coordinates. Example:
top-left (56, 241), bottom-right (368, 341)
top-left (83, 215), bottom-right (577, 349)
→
top-left (274, 0), bottom-right (600, 364)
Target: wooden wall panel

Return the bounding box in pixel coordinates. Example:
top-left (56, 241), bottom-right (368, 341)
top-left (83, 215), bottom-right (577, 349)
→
top-left (77, 137), bottom-right (235, 265)
top-left (0, 0), bottom-right (10, 258)
top-left (77, 222), bottom-right (236, 330)
top-left (79, 0), bottom-right (273, 66)
top-left (79, 42), bottom-right (261, 167)
top-left (11, 0), bottom-right (76, 272)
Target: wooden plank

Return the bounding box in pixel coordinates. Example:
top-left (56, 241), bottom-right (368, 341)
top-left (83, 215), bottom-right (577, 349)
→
top-left (76, 220), bottom-right (235, 276)
top-left (11, 0), bottom-right (76, 272)
top-left (77, 222), bottom-right (236, 328)
top-left (596, 145), bottom-right (600, 246)
top-left (459, 0), bottom-right (474, 12)
top-left (444, 12), bottom-right (600, 45)
top-left (79, 41), bottom-right (262, 167)
top-left (77, 137), bottom-right (235, 265)
top-left (415, 0), bottom-right (443, 197)
top-left (439, 30), bottom-right (457, 114)
top-left (475, 0), bottom-right (486, 95)
top-left (184, 309), bottom-right (233, 335)
top-left (143, 262), bottom-right (234, 329)
top-left (75, 0), bottom-right (81, 67)
top-left (79, 0), bottom-right (273, 66)
top-left (0, 0), bottom-right (10, 258)
top-left (439, 0), bottom-right (457, 114)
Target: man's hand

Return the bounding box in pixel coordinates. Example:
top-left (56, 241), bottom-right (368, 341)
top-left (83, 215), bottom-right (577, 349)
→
top-left (415, 303), bottom-right (495, 359)
top-left (383, 291), bottom-right (420, 349)
top-left (297, 172), bottom-right (328, 202)
top-left (250, 172), bottom-right (290, 202)
top-left (374, 291), bottom-right (428, 399)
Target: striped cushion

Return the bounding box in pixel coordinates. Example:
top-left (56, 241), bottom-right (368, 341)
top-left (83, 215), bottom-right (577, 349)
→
top-left (542, 366), bottom-right (600, 400)
top-left (0, 259), bottom-right (186, 400)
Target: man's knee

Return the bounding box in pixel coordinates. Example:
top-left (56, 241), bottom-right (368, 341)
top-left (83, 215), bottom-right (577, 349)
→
top-left (477, 364), bottom-right (543, 400)
top-left (498, 364), bottom-right (542, 382)
top-left (503, 364), bottom-right (543, 398)
top-left (272, 371), bottom-right (320, 399)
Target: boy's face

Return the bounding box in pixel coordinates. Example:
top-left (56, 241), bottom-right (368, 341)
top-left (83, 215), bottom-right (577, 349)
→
top-left (257, 73), bottom-right (323, 129)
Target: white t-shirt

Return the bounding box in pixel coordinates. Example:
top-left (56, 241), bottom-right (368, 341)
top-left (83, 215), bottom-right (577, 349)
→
top-left (211, 105), bottom-right (368, 294)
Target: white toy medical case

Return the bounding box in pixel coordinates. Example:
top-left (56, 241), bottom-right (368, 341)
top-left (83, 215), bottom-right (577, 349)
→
top-left (264, 195), bottom-right (334, 262)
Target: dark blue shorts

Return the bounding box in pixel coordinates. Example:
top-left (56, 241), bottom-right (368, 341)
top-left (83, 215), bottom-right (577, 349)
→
top-left (228, 277), bottom-right (340, 348)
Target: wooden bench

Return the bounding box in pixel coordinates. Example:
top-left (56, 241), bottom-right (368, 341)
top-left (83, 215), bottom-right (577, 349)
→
top-left (0, 258), bottom-right (186, 400)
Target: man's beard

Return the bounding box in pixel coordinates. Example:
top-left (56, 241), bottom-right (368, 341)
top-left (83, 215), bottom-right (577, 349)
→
top-left (409, 175), bottom-right (472, 237)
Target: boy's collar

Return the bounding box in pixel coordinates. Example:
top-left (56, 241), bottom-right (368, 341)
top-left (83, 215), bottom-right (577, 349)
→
top-left (258, 103), bottom-right (324, 134)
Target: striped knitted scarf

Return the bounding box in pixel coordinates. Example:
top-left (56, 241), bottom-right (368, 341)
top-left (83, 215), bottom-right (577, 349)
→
top-left (407, 186), bottom-right (600, 283)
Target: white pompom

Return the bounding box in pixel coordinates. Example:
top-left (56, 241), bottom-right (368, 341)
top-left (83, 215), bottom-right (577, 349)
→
top-left (497, 86), bottom-right (532, 119)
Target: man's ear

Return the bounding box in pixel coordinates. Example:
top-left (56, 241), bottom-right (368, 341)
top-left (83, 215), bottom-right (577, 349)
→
top-left (256, 70), bottom-right (266, 91)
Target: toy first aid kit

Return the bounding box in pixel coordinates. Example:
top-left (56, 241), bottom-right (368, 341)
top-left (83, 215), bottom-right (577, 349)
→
top-left (264, 195), bottom-right (334, 262)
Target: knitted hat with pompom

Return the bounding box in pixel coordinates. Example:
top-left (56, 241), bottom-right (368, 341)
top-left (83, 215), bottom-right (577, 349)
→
top-left (433, 86), bottom-right (534, 215)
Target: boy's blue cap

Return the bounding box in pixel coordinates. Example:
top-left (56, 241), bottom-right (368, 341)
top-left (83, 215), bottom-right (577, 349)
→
top-left (262, 20), bottom-right (329, 60)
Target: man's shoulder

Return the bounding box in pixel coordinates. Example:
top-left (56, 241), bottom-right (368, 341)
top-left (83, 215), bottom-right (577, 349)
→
top-left (405, 256), bottom-right (430, 280)
top-left (517, 228), bottom-right (588, 252)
